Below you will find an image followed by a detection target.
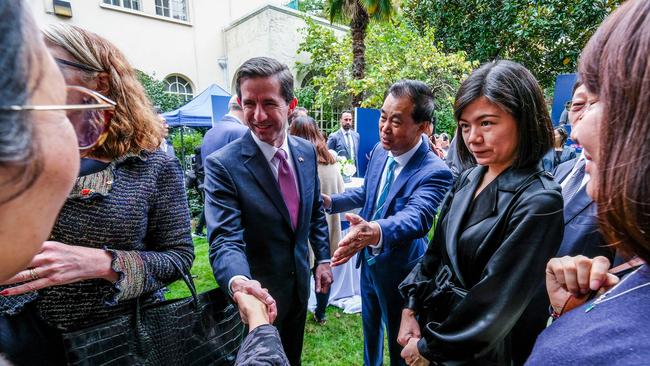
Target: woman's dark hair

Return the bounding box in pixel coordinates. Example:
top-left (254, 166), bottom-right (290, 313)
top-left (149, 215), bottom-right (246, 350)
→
top-left (0, 2), bottom-right (42, 204)
top-left (454, 60), bottom-right (553, 168)
top-left (579, 0), bottom-right (650, 262)
top-left (554, 127), bottom-right (568, 146)
top-left (289, 116), bottom-right (336, 165)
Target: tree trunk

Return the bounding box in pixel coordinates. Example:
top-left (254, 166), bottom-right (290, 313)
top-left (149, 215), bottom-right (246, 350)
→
top-left (350, 0), bottom-right (369, 108)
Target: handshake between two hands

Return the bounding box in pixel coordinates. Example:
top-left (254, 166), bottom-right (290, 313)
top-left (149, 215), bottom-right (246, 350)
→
top-left (231, 262), bottom-right (333, 329)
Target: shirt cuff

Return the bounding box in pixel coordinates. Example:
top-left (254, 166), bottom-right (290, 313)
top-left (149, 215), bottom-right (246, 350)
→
top-left (228, 275), bottom-right (250, 296)
top-left (317, 259), bottom-right (331, 264)
top-left (368, 222), bottom-right (383, 256)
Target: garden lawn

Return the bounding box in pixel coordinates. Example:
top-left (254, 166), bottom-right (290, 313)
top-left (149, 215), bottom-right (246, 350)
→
top-left (166, 237), bottom-right (388, 365)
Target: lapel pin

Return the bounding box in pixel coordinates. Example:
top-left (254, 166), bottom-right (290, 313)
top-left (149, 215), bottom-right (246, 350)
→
top-left (298, 157), bottom-right (304, 162)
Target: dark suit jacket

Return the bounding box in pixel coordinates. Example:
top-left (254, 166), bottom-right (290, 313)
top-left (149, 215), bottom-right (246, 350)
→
top-left (400, 165), bottom-right (564, 364)
top-left (204, 132), bottom-right (329, 315)
top-left (327, 129), bottom-right (360, 162)
top-left (201, 115), bottom-right (248, 167)
top-left (542, 146), bottom-right (576, 172)
top-left (512, 158), bottom-right (614, 364)
top-left (330, 141), bottom-right (452, 275)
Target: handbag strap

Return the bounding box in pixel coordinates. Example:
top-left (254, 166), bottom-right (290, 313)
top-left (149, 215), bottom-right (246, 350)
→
top-left (169, 256), bottom-right (199, 306)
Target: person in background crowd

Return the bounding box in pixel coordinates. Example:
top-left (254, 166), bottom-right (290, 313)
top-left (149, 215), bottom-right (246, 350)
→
top-left (205, 57), bottom-right (332, 365)
top-left (289, 116), bottom-right (344, 325)
top-left (527, 1), bottom-right (650, 363)
top-left (438, 133), bottom-right (450, 158)
top-left (288, 106), bottom-right (308, 126)
top-left (201, 94), bottom-right (248, 167)
top-left (327, 110), bottom-right (360, 170)
top-left (323, 80), bottom-right (453, 366)
top-left (0, 23), bottom-right (194, 365)
top-left (398, 60), bottom-right (563, 365)
top-left (444, 129), bottom-right (475, 181)
top-left (425, 125), bottom-right (445, 159)
top-left (190, 146), bottom-right (206, 237)
top-left (0, 2), bottom-right (80, 285)
top-left (156, 107), bottom-right (176, 159)
top-left (511, 78), bottom-right (615, 364)
top-left (542, 126), bottom-right (576, 171)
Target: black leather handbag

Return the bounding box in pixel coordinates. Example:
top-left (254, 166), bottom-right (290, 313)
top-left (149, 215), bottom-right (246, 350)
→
top-left (62, 261), bottom-right (245, 366)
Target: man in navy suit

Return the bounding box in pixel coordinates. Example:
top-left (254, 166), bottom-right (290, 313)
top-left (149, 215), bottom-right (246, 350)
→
top-left (323, 80), bottom-right (453, 366)
top-left (204, 57), bottom-right (333, 365)
top-left (512, 82), bottom-right (614, 364)
top-left (327, 110), bottom-right (360, 167)
top-left (200, 95), bottom-right (248, 167)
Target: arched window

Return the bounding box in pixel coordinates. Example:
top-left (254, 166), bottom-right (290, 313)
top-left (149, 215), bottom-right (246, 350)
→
top-left (164, 75), bottom-right (193, 102)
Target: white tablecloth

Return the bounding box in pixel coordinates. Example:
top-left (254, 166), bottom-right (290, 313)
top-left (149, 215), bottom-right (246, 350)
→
top-left (308, 177), bottom-right (365, 314)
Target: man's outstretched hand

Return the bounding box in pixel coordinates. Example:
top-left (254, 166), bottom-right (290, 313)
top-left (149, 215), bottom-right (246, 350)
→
top-left (331, 213), bottom-right (380, 266)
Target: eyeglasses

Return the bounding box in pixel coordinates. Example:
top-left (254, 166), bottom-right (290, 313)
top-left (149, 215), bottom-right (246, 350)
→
top-left (55, 57), bottom-right (104, 73)
top-left (565, 100), bottom-right (587, 112)
top-left (0, 85), bottom-right (116, 151)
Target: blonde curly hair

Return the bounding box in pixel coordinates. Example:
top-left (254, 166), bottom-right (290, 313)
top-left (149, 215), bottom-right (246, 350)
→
top-left (43, 23), bottom-right (164, 160)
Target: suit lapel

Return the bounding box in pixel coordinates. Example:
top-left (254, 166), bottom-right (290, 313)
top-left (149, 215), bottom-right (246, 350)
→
top-left (242, 133), bottom-right (292, 228)
top-left (289, 136), bottom-right (309, 232)
top-left (444, 166), bottom-right (484, 286)
top-left (564, 186), bottom-right (591, 224)
top-left (555, 162), bottom-right (574, 183)
top-left (366, 147), bottom-right (388, 215)
top-left (463, 181), bottom-right (498, 228)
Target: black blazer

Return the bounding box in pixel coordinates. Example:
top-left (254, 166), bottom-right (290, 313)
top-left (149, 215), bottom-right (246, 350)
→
top-left (400, 164), bottom-right (564, 364)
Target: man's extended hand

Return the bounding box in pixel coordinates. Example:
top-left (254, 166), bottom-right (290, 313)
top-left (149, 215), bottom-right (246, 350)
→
top-left (314, 262), bottom-right (333, 294)
top-left (331, 213), bottom-right (381, 267)
top-left (231, 278), bottom-right (278, 324)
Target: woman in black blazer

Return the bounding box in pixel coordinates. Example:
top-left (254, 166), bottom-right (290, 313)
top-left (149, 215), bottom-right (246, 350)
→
top-left (398, 60), bottom-right (564, 365)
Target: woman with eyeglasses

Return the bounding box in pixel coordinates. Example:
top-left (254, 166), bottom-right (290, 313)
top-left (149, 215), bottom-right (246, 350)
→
top-left (0, 3), bottom-right (81, 283)
top-left (0, 23), bottom-right (194, 365)
top-left (527, 0), bottom-right (650, 363)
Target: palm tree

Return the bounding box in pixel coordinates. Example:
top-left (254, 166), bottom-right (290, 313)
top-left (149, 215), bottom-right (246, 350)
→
top-left (327, 0), bottom-right (396, 107)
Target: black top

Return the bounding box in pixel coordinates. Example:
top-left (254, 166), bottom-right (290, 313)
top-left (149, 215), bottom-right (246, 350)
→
top-left (400, 165), bottom-right (564, 364)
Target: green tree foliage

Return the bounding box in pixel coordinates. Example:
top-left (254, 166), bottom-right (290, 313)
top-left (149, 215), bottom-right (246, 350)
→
top-left (297, 0), bottom-right (327, 17)
top-left (297, 17), bottom-right (476, 135)
top-left (136, 70), bottom-right (185, 112)
top-left (402, 0), bottom-right (622, 88)
top-left (326, 0), bottom-right (398, 106)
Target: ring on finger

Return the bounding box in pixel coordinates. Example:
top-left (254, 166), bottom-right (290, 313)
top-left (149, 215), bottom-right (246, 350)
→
top-left (29, 268), bottom-right (39, 281)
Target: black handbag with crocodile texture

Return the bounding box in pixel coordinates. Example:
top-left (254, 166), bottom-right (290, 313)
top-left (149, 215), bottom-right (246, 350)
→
top-left (62, 261), bottom-right (245, 366)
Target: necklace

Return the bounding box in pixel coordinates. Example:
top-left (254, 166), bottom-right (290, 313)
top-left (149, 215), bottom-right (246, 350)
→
top-left (585, 267), bottom-right (650, 312)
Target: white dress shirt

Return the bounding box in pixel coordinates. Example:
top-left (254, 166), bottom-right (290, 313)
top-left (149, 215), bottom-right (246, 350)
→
top-left (369, 138), bottom-right (423, 254)
top-left (250, 132), bottom-right (299, 189)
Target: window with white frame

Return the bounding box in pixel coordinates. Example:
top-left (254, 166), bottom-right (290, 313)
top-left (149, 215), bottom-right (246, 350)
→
top-left (103, 0), bottom-right (140, 10)
top-left (164, 75), bottom-right (193, 102)
top-left (155, 0), bottom-right (188, 21)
